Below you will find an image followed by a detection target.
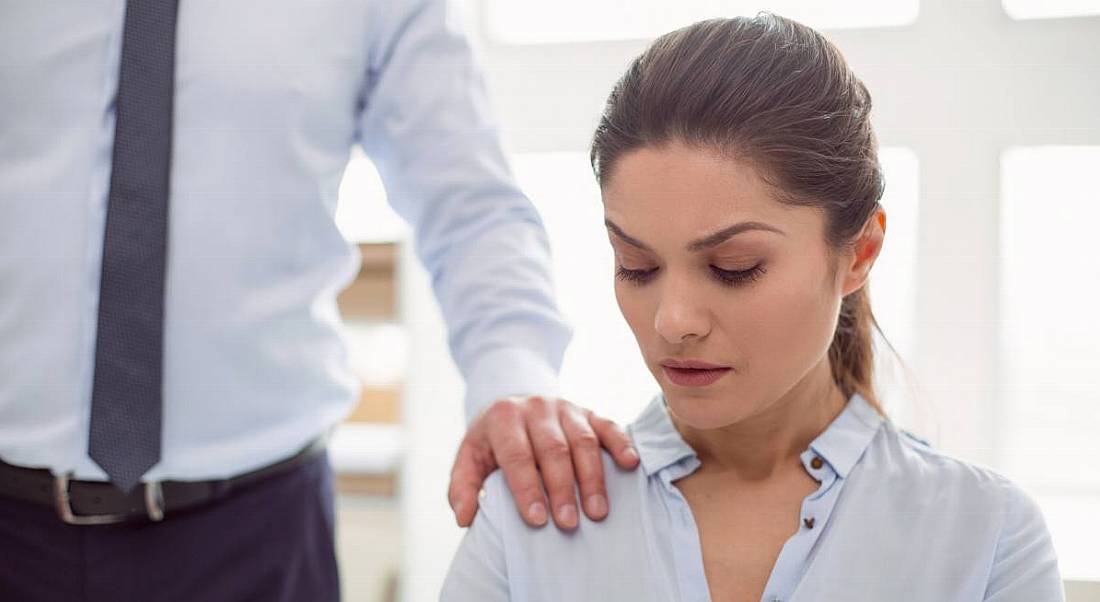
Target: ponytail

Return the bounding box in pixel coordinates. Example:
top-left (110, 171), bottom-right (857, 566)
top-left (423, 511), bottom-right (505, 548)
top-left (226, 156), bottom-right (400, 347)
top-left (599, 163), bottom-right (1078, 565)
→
top-left (829, 286), bottom-right (885, 415)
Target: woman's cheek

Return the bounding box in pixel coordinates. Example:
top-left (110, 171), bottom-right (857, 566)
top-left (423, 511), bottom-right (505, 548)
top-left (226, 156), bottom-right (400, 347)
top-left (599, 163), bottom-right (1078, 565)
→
top-left (781, 274), bottom-right (841, 363)
top-left (615, 286), bottom-right (653, 348)
top-left (747, 275), bottom-right (822, 360)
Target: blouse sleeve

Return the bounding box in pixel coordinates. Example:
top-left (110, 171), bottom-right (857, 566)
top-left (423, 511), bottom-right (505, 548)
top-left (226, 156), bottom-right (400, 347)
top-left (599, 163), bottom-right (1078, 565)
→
top-left (440, 472), bottom-right (511, 601)
top-left (982, 479), bottom-right (1065, 601)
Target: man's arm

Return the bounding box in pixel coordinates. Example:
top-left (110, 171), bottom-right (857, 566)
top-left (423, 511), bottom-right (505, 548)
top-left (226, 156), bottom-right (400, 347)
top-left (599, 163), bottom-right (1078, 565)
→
top-left (357, 0), bottom-right (568, 421)
top-left (355, 0), bottom-right (638, 529)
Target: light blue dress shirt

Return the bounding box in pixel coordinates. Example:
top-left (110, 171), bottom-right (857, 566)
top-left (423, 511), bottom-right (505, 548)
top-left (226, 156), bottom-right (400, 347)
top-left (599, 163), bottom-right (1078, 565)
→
top-left (442, 392), bottom-right (1064, 601)
top-left (0, 0), bottom-right (571, 481)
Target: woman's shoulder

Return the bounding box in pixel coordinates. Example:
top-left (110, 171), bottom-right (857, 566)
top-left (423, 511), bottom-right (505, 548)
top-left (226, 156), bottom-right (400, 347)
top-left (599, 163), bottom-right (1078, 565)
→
top-left (857, 420), bottom-right (1050, 541)
top-left (464, 452), bottom-right (673, 601)
top-left (873, 420), bottom-right (1017, 491)
top-left (476, 444), bottom-right (663, 559)
top-left (804, 420), bottom-right (1061, 591)
top-left (795, 420), bottom-right (1064, 599)
top-left (479, 446), bottom-right (652, 533)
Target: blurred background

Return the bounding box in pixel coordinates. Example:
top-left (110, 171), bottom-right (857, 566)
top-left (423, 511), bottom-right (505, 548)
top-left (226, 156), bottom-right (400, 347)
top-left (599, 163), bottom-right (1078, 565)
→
top-left (325, 0), bottom-right (1100, 599)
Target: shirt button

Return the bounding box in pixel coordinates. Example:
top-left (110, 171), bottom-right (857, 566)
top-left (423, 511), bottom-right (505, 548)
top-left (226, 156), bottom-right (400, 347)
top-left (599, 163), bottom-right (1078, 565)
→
top-left (810, 456), bottom-right (823, 470)
top-left (803, 516), bottom-right (815, 529)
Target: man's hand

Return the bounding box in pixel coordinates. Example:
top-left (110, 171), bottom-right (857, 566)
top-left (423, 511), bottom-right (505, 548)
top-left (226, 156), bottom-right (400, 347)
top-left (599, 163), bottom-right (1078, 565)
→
top-left (448, 395), bottom-right (640, 530)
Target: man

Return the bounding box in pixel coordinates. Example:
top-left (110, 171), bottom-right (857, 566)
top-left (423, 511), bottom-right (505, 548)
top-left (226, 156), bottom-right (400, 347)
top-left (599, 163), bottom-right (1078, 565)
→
top-left (0, 0), bottom-right (638, 599)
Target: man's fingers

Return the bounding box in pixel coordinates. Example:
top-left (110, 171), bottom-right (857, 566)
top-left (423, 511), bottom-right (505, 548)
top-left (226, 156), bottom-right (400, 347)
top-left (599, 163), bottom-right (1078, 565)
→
top-left (466, 395), bottom-right (637, 531)
top-left (486, 400), bottom-right (550, 527)
top-left (587, 410), bottom-right (639, 469)
top-left (561, 408), bottom-right (609, 522)
top-left (447, 438), bottom-right (491, 528)
top-left (525, 398), bottom-right (581, 530)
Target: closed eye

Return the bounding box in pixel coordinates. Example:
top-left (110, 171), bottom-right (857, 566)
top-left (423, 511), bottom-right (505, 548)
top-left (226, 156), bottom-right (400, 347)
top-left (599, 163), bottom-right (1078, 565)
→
top-left (614, 264), bottom-right (766, 287)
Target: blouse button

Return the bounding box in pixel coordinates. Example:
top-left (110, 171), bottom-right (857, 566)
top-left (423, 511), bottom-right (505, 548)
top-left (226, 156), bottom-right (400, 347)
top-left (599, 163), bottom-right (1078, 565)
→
top-left (803, 516), bottom-right (815, 529)
top-left (810, 456), bottom-right (823, 470)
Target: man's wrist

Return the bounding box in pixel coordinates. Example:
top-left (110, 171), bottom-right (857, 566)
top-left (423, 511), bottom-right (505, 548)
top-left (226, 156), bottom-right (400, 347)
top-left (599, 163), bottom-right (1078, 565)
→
top-left (463, 346), bottom-right (561, 422)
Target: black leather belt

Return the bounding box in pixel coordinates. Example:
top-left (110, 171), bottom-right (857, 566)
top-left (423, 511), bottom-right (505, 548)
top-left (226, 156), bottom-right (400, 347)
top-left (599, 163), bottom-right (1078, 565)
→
top-left (0, 434), bottom-right (328, 526)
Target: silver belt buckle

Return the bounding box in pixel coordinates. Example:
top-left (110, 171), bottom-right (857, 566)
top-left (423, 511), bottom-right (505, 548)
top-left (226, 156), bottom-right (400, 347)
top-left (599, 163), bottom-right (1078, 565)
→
top-left (53, 472), bottom-right (165, 525)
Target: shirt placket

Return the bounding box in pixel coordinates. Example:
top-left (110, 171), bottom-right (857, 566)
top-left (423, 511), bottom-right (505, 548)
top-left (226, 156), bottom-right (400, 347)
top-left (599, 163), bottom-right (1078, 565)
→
top-left (660, 458), bottom-right (713, 602)
top-left (759, 450), bottom-right (844, 602)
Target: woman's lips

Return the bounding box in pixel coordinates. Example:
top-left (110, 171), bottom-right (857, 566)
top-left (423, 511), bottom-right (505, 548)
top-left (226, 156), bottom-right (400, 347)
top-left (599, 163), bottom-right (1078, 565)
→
top-left (661, 365), bottom-right (732, 387)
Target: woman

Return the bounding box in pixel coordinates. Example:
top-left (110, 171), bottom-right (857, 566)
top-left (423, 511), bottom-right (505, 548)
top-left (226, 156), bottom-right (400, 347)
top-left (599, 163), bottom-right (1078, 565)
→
top-left (441, 14), bottom-right (1063, 602)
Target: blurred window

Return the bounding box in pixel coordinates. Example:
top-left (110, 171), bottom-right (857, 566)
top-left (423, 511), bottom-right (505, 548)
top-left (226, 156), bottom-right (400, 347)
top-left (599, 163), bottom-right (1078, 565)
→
top-left (485, 0), bottom-right (919, 44)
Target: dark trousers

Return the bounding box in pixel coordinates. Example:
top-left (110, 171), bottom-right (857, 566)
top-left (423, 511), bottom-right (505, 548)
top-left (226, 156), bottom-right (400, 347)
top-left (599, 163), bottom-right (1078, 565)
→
top-left (0, 452), bottom-right (341, 602)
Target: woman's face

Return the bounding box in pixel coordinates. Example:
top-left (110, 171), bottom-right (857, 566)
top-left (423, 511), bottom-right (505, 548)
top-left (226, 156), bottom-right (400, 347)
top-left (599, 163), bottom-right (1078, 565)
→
top-left (602, 141), bottom-right (874, 430)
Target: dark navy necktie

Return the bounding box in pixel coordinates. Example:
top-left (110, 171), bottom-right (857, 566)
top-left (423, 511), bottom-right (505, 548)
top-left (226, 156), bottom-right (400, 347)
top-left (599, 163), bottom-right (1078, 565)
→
top-left (88, 0), bottom-right (179, 493)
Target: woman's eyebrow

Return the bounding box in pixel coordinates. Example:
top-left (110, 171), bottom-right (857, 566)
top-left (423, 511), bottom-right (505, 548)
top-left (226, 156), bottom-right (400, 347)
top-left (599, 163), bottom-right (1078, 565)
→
top-left (604, 218), bottom-right (785, 252)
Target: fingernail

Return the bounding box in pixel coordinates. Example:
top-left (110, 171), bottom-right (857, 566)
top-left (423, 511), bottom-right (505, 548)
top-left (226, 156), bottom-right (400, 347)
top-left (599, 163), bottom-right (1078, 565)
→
top-left (558, 504), bottom-right (578, 527)
top-left (586, 494), bottom-right (608, 518)
top-left (624, 447), bottom-right (639, 462)
top-left (528, 502), bottom-right (547, 524)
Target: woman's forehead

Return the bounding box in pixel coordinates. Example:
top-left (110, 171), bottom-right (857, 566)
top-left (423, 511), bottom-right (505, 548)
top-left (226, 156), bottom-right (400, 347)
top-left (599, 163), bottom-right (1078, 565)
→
top-left (602, 145), bottom-right (786, 215)
top-left (601, 146), bottom-right (820, 247)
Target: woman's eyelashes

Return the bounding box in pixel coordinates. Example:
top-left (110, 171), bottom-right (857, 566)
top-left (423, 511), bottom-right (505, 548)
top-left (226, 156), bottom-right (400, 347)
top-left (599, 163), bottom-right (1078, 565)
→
top-left (711, 264), bottom-right (767, 286)
top-left (614, 263), bottom-right (766, 287)
top-left (613, 265), bottom-right (657, 284)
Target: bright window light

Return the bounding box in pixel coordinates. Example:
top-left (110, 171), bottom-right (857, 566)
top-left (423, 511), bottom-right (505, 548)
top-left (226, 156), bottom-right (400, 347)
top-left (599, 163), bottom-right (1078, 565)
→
top-left (1002, 0), bottom-right (1100, 20)
top-left (1000, 145), bottom-right (1100, 580)
top-left (335, 147), bottom-right (409, 243)
top-left (869, 148), bottom-right (920, 424)
top-left (510, 152), bottom-right (653, 425)
top-left (485, 0), bottom-right (920, 45)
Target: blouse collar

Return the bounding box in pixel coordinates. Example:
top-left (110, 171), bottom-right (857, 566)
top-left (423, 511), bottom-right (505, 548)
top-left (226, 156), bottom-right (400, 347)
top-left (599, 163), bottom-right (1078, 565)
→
top-left (627, 389), bottom-right (885, 479)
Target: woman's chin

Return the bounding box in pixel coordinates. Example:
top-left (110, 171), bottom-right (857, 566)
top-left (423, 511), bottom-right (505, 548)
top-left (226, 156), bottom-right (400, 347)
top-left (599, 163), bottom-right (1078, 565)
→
top-left (662, 390), bottom-right (753, 431)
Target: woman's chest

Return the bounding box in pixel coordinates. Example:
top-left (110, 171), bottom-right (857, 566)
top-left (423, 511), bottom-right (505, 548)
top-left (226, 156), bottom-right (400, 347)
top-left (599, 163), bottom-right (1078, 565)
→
top-left (676, 472), bottom-right (819, 602)
top-left (504, 469), bottom-right (999, 602)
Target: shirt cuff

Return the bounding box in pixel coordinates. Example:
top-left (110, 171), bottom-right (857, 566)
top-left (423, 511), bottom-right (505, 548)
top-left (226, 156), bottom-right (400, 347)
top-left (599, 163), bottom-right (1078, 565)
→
top-left (462, 346), bottom-right (562, 423)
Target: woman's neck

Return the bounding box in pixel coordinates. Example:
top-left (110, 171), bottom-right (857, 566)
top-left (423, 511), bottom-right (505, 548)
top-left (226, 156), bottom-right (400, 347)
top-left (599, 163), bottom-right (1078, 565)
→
top-left (671, 362), bottom-right (849, 482)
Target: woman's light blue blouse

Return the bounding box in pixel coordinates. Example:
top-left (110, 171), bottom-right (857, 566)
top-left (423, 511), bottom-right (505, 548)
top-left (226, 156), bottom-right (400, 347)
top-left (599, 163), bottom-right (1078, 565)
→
top-left (441, 392), bottom-right (1064, 601)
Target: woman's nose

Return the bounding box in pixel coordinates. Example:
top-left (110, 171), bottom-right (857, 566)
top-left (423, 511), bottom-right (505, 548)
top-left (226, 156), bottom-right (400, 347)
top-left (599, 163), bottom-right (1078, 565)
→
top-left (653, 283), bottom-right (711, 344)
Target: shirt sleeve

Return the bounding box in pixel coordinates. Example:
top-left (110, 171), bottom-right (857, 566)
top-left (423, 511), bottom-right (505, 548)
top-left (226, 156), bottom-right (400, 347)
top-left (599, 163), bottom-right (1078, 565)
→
top-left (982, 480), bottom-right (1065, 602)
top-left (440, 473), bottom-right (511, 601)
top-left (355, 0), bottom-right (573, 422)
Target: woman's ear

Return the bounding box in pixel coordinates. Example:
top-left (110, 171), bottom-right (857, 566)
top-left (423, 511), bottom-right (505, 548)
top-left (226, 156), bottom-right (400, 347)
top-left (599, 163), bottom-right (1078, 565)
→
top-left (840, 206), bottom-right (886, 297)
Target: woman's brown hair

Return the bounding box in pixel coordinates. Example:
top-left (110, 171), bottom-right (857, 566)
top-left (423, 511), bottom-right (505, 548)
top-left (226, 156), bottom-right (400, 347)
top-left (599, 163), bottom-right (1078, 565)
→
top-left (590, 13), bottom-right (890, 415)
